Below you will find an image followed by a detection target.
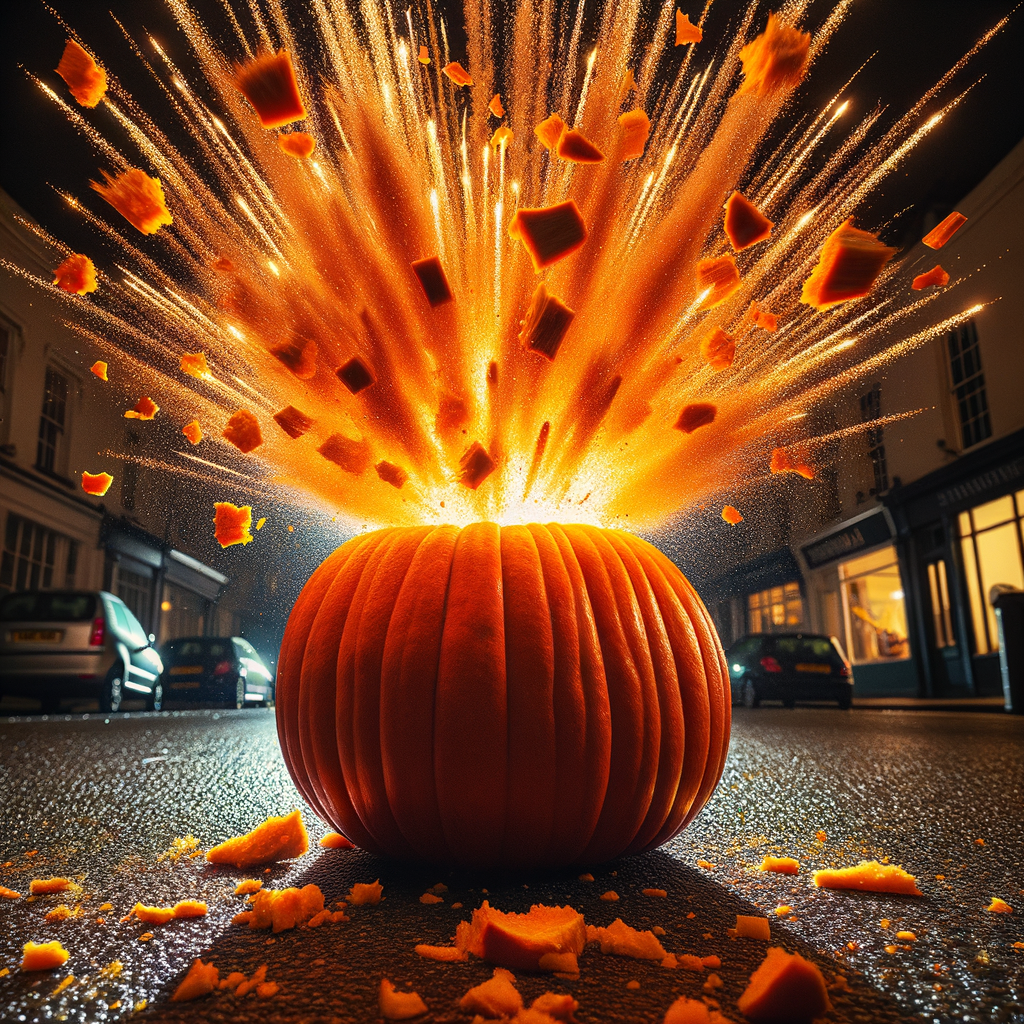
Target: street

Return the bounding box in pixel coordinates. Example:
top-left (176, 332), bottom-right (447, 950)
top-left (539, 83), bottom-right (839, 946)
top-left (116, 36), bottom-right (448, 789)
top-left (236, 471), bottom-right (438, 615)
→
top-left (0, 707), bottom-right (1021, 1024)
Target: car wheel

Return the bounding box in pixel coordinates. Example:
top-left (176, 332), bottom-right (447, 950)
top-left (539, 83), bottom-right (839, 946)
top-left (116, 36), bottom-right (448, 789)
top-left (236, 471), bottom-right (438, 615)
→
top-left (741, 679), bottom-right (760, 709)
top-left (838, 693), bottom-right (852, 710)
top-left (147, 681), bottom-right (164, 712)
top-left (100, 669), bottom-right (124, 713)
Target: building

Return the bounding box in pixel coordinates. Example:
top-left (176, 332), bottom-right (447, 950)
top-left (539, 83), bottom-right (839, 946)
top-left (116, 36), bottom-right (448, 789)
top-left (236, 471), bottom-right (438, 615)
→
top-left (700, 136), bottom-right (1024, 698)
top-left (0, 188), bottom-right (229, 644)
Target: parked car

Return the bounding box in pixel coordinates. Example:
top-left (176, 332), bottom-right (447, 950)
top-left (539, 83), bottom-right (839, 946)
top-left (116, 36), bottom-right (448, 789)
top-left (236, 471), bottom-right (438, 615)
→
top-left (726, 633), bottom-right (854, 709)
top-left (0, 590), bottom-right (164, 713)
top-left (158, 636), bottom-right (275, 709)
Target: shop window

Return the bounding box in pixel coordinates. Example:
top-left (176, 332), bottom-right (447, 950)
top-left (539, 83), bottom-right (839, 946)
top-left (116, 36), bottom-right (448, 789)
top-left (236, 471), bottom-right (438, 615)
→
top-left (36, 366), bottom-right (68, 475)
top-left (958, 492), bottom-right (1024, 655)
top-left (1, 513), bottom-right (60, 592)
top-left (747, 581), bottom-right (803, 633)
top-left (839, 545), bottom-right (910, 663)
top-left (116, 565), bottom-right (153, 629)
top-left (926, 560), bottom-right (955, 648)
top-left (947, 320), bottom-right (991, 450)
top-left (859, 385), bottom-right (888, 495)
top-left (158, 582), bottom-right (208, 645)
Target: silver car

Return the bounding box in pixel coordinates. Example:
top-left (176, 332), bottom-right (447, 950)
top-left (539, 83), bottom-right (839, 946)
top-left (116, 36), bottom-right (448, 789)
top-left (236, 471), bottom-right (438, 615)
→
top-left (0, 590), bottom-right (164, 714)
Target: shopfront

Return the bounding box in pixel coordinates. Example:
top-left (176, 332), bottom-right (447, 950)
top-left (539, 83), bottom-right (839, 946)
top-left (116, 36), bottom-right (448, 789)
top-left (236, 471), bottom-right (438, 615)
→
top-left (799, 507), bottom-right (917, 696)
top-left (884, 428), bottom-right (1024, 698)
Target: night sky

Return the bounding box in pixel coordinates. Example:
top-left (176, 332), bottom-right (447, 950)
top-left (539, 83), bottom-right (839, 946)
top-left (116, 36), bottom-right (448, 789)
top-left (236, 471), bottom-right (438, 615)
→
top-left (1, 0), bottom-right (1021, 251)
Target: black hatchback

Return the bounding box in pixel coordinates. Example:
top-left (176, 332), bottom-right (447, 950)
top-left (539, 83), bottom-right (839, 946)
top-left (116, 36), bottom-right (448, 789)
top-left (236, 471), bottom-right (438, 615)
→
top-left (726, 633), bottom-right (854, 709)
top-left (158, 636), bottom-right (275, 709)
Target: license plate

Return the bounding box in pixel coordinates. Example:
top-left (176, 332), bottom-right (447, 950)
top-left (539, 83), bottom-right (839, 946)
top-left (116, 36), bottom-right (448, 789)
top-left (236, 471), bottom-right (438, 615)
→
top-left (11, 630), bottom-right (64, 643)
top-left (795, 663), bottom-right (831, 674)
top-left (170, 681), bottom-right (201, 689)
top-left (170, 665), bottom-right (203, 675)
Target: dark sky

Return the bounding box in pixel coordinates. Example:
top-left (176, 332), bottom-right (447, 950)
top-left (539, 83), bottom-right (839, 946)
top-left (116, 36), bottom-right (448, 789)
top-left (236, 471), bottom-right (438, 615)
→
top-left (1, 0), bottom-right (1021, 250)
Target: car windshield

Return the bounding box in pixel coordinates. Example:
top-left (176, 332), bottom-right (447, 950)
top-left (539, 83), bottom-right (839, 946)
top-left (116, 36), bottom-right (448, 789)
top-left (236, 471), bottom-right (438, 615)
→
top-left (772, 636), bottom-right (838, 660)
top-left (164, 639), bottom-right (233, 659)
top-left (0, 592), bottom-right (97, 623)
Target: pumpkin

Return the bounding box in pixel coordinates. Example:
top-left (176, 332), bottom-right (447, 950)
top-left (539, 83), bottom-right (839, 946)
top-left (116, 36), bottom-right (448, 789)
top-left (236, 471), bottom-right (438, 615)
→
top-left (275, 523), bottom-right (730, 868)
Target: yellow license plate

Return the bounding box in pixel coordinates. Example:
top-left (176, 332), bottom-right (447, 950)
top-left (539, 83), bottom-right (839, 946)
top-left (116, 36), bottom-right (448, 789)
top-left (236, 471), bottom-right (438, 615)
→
top-left (170, 665), bottom-right (202, 675)
top-left (170, 681), bottom-right (201, 689)
top-left (795, 663), bottom-right (831, 674)
top-left (11, 630), bottom-right (64, 642)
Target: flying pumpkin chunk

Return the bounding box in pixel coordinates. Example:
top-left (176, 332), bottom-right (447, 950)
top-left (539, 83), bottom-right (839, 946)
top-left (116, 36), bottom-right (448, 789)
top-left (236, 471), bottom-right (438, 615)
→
top-left (278, 132), bottom-right (316, 158)
top-left (556, 129), bottom-right (605, 164)
top-left (90, 360), bottom-right (108, 381)
top-left (213, 502), bottom-right (253, 547)
top-left (750, 300), bottom-right (778, 332)
top-left (922, 211), bottom-right (966, 249)
top-left (442, 61), bottom-right (473, 87)
top-left (412, 255), bottom-right (454, 307)
top-left (272, 405), bottom-right (314, 438)
top-left (724, 192), bottom-right (774, 251)
top-left (319, 434), bottom-right (372, 475)
top-left (675, 11), bottom-right (702, 45)
top-left (519, 282), bottom-right (575, 361)
top-left (700, 328), bottom-right (735, 371)
top-left (508, 201), bottom-right (587, 271)
top-left (182, 420), bottom-right (203, 445)
top-left (770, 447), bottom-right (815, 479)
top-left (234, 50), bottom-right (307, 128)
top-left (739, 14), bottom-right (811, 96)
top-left (91, 168), bottom-right (173, 235)
top-left (376, 461), bottom-right (409, 489)
top-left (222, 409), bottom-right (263, 453)
top-left (912, 265), bottom-right (949, 290)
top-left (534, 112), bottom-right (568, 151)
top-left (489, 93), bottom-right (504, 118)
top-left (180, 352), bottom-right (211, 379)
top-left (722, 505), bottom-right (744, 525)
top-left (56, 39), bottom-right (107, 107)
top-left (459, 441), bottom-right (496, 489)
top-left (618, 109), bottom-right (651, 161)
top-left (801, 219), bottom-right (897, 310)
top-left (124, 396), bottom-right (158, 420)
top-left (336, 355), bottom-right (376, 394)
top-left (271, 335), bottom-right (317, 379)
top-left (490, 126), bottom-right (514, 150)
top-left (676, 402), bottom-right (717, 433)
top-left (696, 254), bottom-right (741, 308)
top-left (53, 254), bottom-right (97, 295)
top-left (81, 471), bottom-right (113, 496)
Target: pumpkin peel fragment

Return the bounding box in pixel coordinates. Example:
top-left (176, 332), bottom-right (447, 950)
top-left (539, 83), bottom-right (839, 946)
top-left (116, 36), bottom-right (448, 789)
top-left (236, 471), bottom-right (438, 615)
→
top-left (912, 265), bottom-right (949, 290)
top-left (509, 201), bottom-right (587, 271)
top-left (618, 109), bottom-right (651, 161)
top-left (82, 471), bottom-right (113, 496)
top-left (923, 212), bottom-right (966, 249)
top-left (738, 14), bottom-right (811, 96)
top-left (56, 40), bottom-right (107, 107)
top-left (91, 169), bottom-right (172, 235)
top-left (21, 941), bottom-right (70, 972)
top-left (206, 810), bottom-right (308, 868)
top-left (53, 254), bottom-right (97, 295)
top-left (455, 901), bottom-right (587, 971)
top-left (801, 220), bottom-right (897, 310)
top-left (737, 946), bottom-right (832, 1023)
top-left (675, 11), bottom-right (703, 45)
top-left (812, 860), bottom-right (923, 895)
top-left (234, 50), bottom-right (306, 128)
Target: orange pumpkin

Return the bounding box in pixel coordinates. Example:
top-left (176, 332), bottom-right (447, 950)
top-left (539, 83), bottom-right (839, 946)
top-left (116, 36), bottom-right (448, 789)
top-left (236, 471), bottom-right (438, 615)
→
top-left (275, 523), bottom-right (730, 868)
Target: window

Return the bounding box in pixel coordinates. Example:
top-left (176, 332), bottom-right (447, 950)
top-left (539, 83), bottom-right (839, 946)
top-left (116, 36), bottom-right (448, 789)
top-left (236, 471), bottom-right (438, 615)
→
top-left (839, 545), bottom-right (910, 663)
top-left (115, 565), bottom-right (152, 628)
top-left (36, 366), bottom-right (69, 474)
top-left (747, 582), bottom-right (804, 633)
top-left (859, 385), bottom-right (888, 495)
top-left (948, 320), bottom-right (992, 450)
top-left (926, 560), bottom-right (956, 648)
top-left (958, 492), bottom-right (1024, 655)
top-left (1, 513), bottom-right (59, 592)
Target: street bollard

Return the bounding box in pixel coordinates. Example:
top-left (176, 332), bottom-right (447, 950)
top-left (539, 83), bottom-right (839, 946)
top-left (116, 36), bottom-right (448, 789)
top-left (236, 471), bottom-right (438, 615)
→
top-left (990, 586), bottom-right (1024, 715)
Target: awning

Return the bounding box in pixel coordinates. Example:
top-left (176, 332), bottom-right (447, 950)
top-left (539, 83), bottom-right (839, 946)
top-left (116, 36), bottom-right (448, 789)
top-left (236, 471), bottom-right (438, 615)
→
top-left (704, 546), bottom-right (803, 598)
top-left (164, 549), bottom-right (228, 602)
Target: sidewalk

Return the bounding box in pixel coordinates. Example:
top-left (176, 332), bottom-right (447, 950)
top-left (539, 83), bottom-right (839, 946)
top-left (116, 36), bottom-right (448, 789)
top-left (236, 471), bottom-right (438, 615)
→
top-left (853, 695), bottom-right (1008, 712)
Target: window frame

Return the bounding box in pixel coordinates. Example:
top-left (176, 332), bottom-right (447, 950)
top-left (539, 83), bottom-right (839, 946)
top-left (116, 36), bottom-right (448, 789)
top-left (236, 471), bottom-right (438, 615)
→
top-left (947, 320), bottom-right (992, 451)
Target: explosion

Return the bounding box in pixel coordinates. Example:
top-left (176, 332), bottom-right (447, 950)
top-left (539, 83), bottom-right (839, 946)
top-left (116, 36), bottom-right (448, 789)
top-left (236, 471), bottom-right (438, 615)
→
top-left (4, 0), bottom-right (1000, 534)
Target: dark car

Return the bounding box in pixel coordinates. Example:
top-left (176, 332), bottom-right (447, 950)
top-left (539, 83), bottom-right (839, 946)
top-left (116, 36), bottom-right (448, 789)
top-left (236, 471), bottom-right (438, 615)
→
top-left (0, 590), bottom-right (164, 713)
top-left (726, 633), bottom-right (854, 709)
top-left (158, 636), bottom-right (275, 709)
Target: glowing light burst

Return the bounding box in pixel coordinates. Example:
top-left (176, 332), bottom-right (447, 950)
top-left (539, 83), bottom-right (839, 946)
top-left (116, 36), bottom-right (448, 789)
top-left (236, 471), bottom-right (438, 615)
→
top-left (9, 0), bottom-right (1004, 531)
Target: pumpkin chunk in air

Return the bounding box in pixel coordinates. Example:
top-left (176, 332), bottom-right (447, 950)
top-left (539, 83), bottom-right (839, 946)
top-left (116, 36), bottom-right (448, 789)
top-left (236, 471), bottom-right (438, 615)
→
top-left (509, 201), bottom-right (587, 271)
top-left (336, 355), bottom-right (376, 394)
top-left (489, 93), bottom-right (505, 117)
top-left (520, 283), bottom-right (575, 360)
top-left (376, 461), bottom-right (409, 489)
top-left (271, 336), bottom-right (317, 379)
top-left (912, 265), bottom-right (949, 290)
top-left (180, 352), bottom-right (211, 378)
top-left (222, 409), bottom-right (263, 453)
top-left (556, 129), bottom-right (605, 163)
top-left (696, 255), bottom-right (741, 309)
top-left (82, 471), bottom-right (113, 496)
top-left (234, 50), bottom-right (307, 128)
top-left (675, 11), bottom-right (703, 45)
top-left (737, 946), bottom-right (831, 1024)
top-left (56, 40), bottom-right (107, 107)
top-left (90, 360), bottom-right (108, 381)
top-left (214, 502), bottom-right (253, 547)
top-left (182, 420), bottom-right (203, 445)
top-left (319, 433), bottom-right (372, 475)
top-left (91, 169), bottom-right (172, 234)
top-left (738, 14), bottom-right (811, 96)
top-left (812, 860), bottom-right (923, 895)
top-left (442, 61), bottom-right (473, 87)
top-left (53, 254), bottom-right (97, 295)
top-left (770, 447), bottom-right (814, 479)
top-left (534, 112), bottom-right (567, 150)
top-left (750, 300), bottom-right (778, 331)
top-left (700, 327), bottom-right (735, 371)
top-left (455, 901), bottom-right (587, 971)
top-left (923, 211), bottom-right (966, 249)
top-left (412, 255), bottom-right (454, 307)
top-left (207, 810), bottom-right (308, 868)
top-left (459, 441), bottom-right (497, 489)
top-left (490, 126), bottom-right (514, 150)
top-left (724, 191), bottom-right (774, 251)
top-left (379, 979), bottom-right (428, 1020)
top-left (20, 941), bottom-right (69, 972)
top-left (273, 405), bottom-right (314, 438)
top-left (676, 402), bottom-right (716, 434)
top-left (171, 959), bottom-right (220, 1002)
top-left (722, 505), bottom-right (744, 525)
top-left (124, 396), bottom-right (159, 420)
top-left (618, 109), bottom-right (651, 160)
top-left (278, 132), bottom-right (316, 158)
top-left (417, 46), bottom-right (430, 65)
top-left (801, 220), bottom-right (897, 310)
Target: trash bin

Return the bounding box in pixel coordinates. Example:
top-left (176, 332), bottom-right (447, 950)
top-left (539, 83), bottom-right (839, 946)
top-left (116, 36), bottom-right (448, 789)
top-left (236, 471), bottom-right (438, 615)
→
top-left (990, 585), bottom-right (1024, 714)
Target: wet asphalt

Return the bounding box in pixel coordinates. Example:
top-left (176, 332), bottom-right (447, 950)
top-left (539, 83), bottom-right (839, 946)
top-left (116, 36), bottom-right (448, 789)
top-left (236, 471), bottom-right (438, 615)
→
top-left (0, 707), bottom-right (1021, 1024)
